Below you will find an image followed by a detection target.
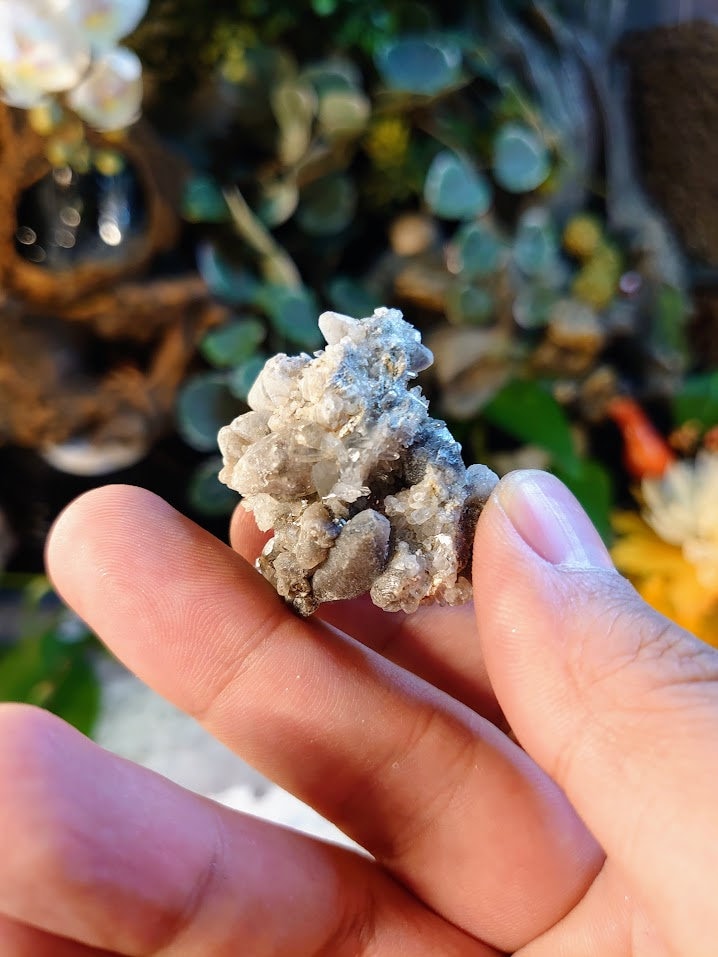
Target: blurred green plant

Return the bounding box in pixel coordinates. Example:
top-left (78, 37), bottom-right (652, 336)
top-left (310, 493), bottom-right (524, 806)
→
top-left (145, 0), bottom-right (694, 528)
top-left (0, 575), bottom-right (100, 736)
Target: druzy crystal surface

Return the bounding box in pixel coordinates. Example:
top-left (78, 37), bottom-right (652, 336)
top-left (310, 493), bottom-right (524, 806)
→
top-left (218, 307), bottom-right (498, 615)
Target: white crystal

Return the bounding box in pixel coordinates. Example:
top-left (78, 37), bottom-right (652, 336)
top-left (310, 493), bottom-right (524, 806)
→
top-left (218, 308), bottom-right (499, 615)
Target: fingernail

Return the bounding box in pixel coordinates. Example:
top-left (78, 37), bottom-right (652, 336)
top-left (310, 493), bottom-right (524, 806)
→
top-left (497, 470), bottom-right (614, 569)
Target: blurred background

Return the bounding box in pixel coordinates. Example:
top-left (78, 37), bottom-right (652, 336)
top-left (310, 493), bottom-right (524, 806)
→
top-left (1, 0), bottom-right (717, 740)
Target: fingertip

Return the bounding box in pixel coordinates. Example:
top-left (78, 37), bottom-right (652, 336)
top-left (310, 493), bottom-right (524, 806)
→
top-left (45, 486), bottom-right (187, 622)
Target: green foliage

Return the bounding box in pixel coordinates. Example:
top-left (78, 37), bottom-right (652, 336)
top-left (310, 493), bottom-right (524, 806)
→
top-left (674, 372), bottom-right (718, 429)
top-left (296, 174), bottom-right (358, 236)
top-left (177, 373), bottom-right (243, 452)
top-left (652, 284), bottom-right (690, 364)
top-left (513, 208), bottom-right (560, 277)
top-left (482, 379), bottom-right (613, 541)
top-left (493, 123), bottom-right (552, 194)
top-left (446, 284), bottom-right (494, 326)
top-left (200, 318), bottom-right (266, 368)
top-left (375, 35), bottom-right (462, 95)
top-left (483, 378), bottom-right (580, 476)
top-left (257, 284), bottom-right (323, 349)
top-left (424, 151), bottom-right (492, 220)
top-left (228, 354), bottom-right (267, 401)
top-left (197, 244), bottom-right (259, 306)
top-left (182, 176), bottom-right (230, 223)
top-left (554, 459), bottom-right (614, 545)
top-left (0, 578), bottom-right (100, 736)
top-left (187, 456), bottom-right (238, 516)
top-left (449, 222), bottom-right (504, 280)
top-left (154, 0), bottom-right (701, 535)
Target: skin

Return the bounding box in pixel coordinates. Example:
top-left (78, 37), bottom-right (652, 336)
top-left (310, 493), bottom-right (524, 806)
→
top-left (0, 469), bottom-right (716, 956)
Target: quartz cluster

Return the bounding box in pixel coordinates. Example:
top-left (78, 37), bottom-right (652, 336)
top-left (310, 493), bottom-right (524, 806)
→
top-left (218, 307), bottom-right (498, 615)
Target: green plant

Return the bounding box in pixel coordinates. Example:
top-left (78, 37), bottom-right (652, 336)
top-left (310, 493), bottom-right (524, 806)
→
top-left (0, 575), bottom-right (101, 736)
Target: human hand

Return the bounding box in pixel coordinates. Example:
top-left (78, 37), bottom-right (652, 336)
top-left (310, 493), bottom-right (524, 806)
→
top-left (0, 470), bottom-right (715, 956)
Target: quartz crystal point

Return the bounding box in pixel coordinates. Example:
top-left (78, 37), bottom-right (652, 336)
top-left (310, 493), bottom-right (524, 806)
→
top-left (218, 307), bottom-right (499, 615)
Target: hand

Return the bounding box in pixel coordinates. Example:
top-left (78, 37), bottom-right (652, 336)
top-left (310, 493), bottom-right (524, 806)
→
top-left (0, 470), bottom-right (715, 956)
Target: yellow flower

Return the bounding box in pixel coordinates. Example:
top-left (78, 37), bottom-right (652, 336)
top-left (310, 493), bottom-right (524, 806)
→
top-left (365, 117), bottom-right (410, 170)
top-left (611, 453), bottom-right (718, 647)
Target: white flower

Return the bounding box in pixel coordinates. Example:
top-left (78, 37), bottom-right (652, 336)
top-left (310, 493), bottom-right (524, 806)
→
top-left (0, 0), bottom-right (90, 107)
top-left (67, 47), bottom-right (142, 131)
top-left (0, 0), bottom-right (147, 130)
top-left (642, 452), bottom-right (718, 590)
top-left (49, 0), bottom-right (149, 51)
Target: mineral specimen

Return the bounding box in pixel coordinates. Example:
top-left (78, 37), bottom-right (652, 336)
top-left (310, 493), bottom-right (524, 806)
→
top-left (218, 307), bottom-right (498, 615)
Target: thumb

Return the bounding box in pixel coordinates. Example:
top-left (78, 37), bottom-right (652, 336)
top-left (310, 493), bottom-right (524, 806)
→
top-left (474, 470), bottom-right (718, 954)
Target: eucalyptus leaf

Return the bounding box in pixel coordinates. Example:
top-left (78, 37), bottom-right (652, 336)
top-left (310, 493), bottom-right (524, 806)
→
top-left (326, 276), bottom-right (382, 317)
top-left (261, 285), bottom-right (322, 348)
top-left (177, 373), bottom-right (242, 452)
top-left (493, 123), bottom-right (551, 194)
top-left (197, 243), bottom-right (259, 306)
top-left (376, 36), bottom-right (462, 96)
top-left (182, 175), bottom-right (229, 223)
top-left (512, 284), bottom-right (555, 330)
top-left (446, 283), bottom-right (494, 326)
top-left (200, 318), bottom-right (266, 368)
top-left (513, 208), bottom-right (559, 277)
top-left (228, 354), bottom-right (268, 401)
top-left (449, 222), bottom-right (504, 279)
top-left (424, 151), bottom-right (492, 220)
top-left (483, 378), bottom-right (580, 475)
top-left (297, 174), bottom-right (357, 235)
top-left (188, 457), bottom-right (238, 516)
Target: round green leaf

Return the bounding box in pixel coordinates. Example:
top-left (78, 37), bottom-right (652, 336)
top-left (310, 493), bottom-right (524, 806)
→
top-left (512, 284), bottom-right (555, 330)
top-left (424, 151), bottom-right (492, 220)
top-left (182, 176), bottom-right (229, 223)
top-left (376, 36), bottom-right (461, 95)
top-left (197, 243), bottom-right (258, 306)
top-left (326, 276), bottom-right (381, 317)
top-left (200, 318), bottom-right (266, 368)
top-left (228, 354), bottom-right (268, 402)
top-left (513, 208), bottom-right (559, 277)
top-left (446, 283), bottom-right (494, 326)
top-left (449, 221), bottom-right (504, 279)
top-left (177, 373), bottom-right (242, 452)
top-left (188, 456), bottom-right (238, 516)
top-left (264, 285), bottom-right (322, 349)
top-left (297, 174), bottom-right (357, 236)
top-left (493, 123), bottom-right (551, 194)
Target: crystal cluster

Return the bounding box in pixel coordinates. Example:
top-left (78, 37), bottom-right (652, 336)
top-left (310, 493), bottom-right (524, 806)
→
top-left (218, 307), bottom-right (498, 615)
top-left (0, 0), bottom-right (146, 131)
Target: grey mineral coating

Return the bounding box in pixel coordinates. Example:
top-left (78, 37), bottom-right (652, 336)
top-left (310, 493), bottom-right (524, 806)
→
top-left (218, 307), bottom-right (498, 615)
